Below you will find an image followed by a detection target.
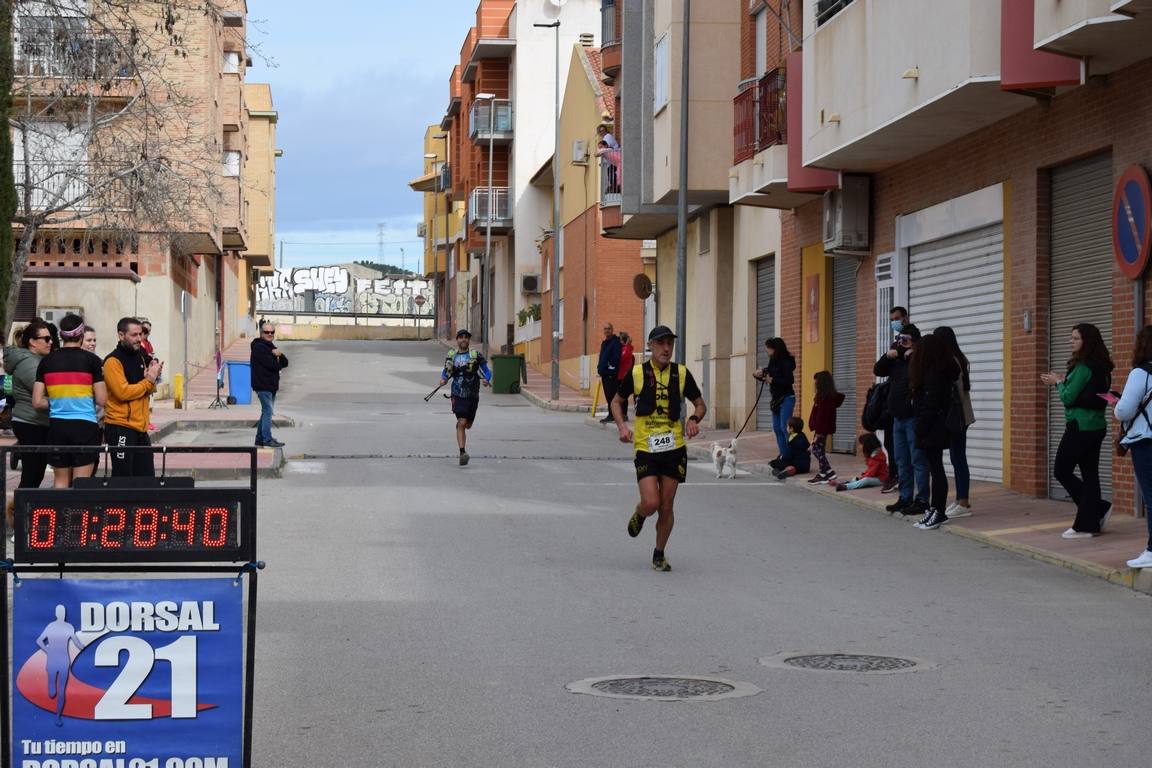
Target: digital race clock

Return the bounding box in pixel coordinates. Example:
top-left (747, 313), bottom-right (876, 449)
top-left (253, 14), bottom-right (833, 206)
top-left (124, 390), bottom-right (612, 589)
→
top-left (12, 488), bottom-right (255, 563)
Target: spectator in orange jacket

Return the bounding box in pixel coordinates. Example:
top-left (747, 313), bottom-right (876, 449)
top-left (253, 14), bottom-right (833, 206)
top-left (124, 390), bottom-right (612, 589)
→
top-left (103, 317), bottom-right (161, 476)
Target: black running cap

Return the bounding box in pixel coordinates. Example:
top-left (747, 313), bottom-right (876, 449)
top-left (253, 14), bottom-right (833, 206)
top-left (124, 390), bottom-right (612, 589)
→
top-left (648, 325), bottom-right (677, 341)
top-left (456, 328), bottom-right (472, 338)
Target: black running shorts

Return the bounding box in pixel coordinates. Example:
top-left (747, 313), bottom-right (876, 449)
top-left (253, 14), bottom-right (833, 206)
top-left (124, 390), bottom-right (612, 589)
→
top-left (451, 396), bottom-right (479, 423)
top-left (47, 418), bottom-right (101, 469)
top-left (634, 447), bottom-right (687, 483)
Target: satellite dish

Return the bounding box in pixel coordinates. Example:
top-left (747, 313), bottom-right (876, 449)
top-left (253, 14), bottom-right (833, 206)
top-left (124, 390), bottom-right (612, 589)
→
top-left (548, 0), bottom-right (568, 6)
top-left (632, 274), bottom-right (653, 300)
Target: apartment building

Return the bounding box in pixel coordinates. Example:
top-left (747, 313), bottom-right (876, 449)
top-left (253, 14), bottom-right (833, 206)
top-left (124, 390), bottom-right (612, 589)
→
top-left (10, 0), bottom-right (275, 395)
top-left (529, 43), bottom-right (645, 392)
top-left (409, 124), bottom-right (465, 340)
top-left (438, 0), bottom-right (602, 354)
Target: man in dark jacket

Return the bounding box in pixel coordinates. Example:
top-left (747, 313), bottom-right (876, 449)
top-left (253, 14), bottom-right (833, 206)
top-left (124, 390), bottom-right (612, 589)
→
top-left (873, 323), bottom-right (927, 516)
top-left (251, 321), bottom-right (289, 448)
top-left (597, 322), bottom-right (622, 423)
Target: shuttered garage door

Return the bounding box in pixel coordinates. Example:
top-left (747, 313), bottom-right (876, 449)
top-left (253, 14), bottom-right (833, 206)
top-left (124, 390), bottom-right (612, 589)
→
top-left (1049, 153), bottom-right (1113, 500)
top-left (756, 257), bottom-right (776, 431)
top-left (909, 224), bottom-right (1005, 482)
top-left (831, 258), bottom-right (857, 452)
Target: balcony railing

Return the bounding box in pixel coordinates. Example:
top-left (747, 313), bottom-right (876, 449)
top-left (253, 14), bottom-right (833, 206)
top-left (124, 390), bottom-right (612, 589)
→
top-left (732, 67), bottom-right (788, 165)
top-left (599, 152), bottom-right (621, 206)
top-left (467, 187), bottom-right (512, 227)
top-left (601, 0), bottom-right (618, 47)
top-left (816, 0), bottom-right (855, 27)
top-left (13, 160), bottom-right (134, 212)
top-left (468, 99), bottom-right (514, 140)
top-left (14, 29), bottom-right (134, 80)
top-left (438, 162), bottom-right (451, 192)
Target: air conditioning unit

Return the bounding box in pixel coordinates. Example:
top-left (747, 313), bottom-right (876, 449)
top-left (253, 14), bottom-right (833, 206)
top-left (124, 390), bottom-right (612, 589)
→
top-left (571, 139), bottom-right (587, 163)
top-left (416, 222), bottom-right (427, 238)
top-left (823, 174), bottom-right (871, 254)
top-left (521, 274), bottom-right (542, 294)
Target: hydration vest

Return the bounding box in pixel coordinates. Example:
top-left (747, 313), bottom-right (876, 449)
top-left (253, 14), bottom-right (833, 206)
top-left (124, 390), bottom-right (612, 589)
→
top-left (632, 361), bottom-right (686, 421)
top-left (445, 348), bottom-right (480, 376)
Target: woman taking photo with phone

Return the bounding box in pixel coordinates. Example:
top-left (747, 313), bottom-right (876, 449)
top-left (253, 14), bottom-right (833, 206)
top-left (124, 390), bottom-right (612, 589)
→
top-left (1041, 323), bottom-right (1114, 539)
top-left (1115, 326), bottom-right (1152, 568)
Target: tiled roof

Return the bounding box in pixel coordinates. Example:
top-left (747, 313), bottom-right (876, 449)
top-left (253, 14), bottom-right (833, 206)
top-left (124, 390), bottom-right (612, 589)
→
top-left (581, 47), bottom-right (615, 120)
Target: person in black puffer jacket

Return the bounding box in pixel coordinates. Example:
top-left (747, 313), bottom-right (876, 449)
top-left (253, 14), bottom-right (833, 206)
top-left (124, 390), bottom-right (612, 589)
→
top-left (873, 324), bottom-right (928, 516)
top-left (908, 333), bottom-right (960, 530)
top-left (754, 337), bottom-right (797, 460)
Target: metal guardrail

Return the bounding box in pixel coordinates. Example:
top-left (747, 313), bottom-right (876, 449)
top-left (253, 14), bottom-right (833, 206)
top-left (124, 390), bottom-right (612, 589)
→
top-left (816, 0), bottom-right (855, 26)
top-left (468, 100), bottom-right (514, 139)
top-left (601, 0), bottom-right (618, 47)
top-left (599, 154), bottom-right (621, 206)
top-left (468, 187), bottom-right (512, 225)
top-left (731, 67), bottom-right (787, 165)
top-left (13, 160), bottom-right (134, 212)
top-left (15, 29), bottom-right (134, 79)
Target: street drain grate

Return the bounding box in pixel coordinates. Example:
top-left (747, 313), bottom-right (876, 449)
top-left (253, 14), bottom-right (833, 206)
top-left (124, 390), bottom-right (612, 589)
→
top-left (566, 675), bottom-right (760, 702)
top-left (759, 652), bottom-right (932, 675)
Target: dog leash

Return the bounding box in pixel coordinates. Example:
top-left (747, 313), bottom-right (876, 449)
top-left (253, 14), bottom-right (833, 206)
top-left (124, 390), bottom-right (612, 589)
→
top-left (731, 378), bottom-right (766, 441)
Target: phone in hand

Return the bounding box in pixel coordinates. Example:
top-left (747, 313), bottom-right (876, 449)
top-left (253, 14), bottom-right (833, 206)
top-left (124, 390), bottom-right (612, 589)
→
top-left (1097, 391), bottom-right (1120, 405)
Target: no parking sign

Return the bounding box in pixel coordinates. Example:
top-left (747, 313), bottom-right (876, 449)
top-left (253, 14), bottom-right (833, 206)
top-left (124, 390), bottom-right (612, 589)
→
top-left (1113, 164), bottom-right (1152, 280)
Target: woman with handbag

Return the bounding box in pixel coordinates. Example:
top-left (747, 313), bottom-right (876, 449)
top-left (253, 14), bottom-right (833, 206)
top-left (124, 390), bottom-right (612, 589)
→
top-left (934, 326), bottom-right (976, 518)
top-left (908, 333), bottom-right (960, 530)
top-left (753, 337), bottom-right (796, 459)
top-left (1115, 326), bottom-right (1152, 568)
top-left (1041, 323), bottom-right (1114, 539)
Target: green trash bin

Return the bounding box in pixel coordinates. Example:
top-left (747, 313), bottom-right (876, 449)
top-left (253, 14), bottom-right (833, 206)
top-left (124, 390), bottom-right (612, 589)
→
top-left (490, 354), bottom-right (524, 394)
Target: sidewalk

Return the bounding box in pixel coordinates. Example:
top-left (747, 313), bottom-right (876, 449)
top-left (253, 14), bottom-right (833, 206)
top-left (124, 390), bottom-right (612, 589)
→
top-left (684, 429), bottom-right (1152, 595)
top-left (518, 363), bottom-right (595, 413)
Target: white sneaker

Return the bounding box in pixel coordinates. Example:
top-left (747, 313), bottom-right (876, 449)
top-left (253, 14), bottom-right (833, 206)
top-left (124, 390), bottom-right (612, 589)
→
top-left (1126, 550), bottom-right (1152, 569)
top-left (944, 502), bottom-right (972, 518)
top-left (1061, 528), bottom-right (1095, 540)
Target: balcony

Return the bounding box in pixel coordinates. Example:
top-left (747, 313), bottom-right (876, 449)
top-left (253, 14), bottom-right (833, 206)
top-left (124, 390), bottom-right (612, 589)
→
top-left (14, 27), bottom-right (134, 81)
top-left (732, 69), bottom-right (786, 165)
top-left (816, 0), bottom-right (856, 27)
top-left (599, 153), bottom-right (621, 207)
top-left (467, 187), bottom-right (512, 233)
top-left (468, 99), bottom-right (514, 144)
top-left (601, 1), bottom-right (620, 82)
top-left (729, 68), bottom-right (817, 209)
top-left (14, 161), bottom-right (134, 213)
top-left (803, 0), bottom-right (1031, 172)
top-left (1034, 0), bottom-right (1152, 76)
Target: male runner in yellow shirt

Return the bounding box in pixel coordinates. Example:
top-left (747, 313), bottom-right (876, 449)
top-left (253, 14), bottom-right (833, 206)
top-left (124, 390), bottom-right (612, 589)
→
top-left (611, 325), bottom-right (706, 572)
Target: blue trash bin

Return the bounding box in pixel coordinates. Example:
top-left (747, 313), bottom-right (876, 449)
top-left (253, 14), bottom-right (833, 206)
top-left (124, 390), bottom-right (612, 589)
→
top-left (225, 361), bottom-right (252, 405)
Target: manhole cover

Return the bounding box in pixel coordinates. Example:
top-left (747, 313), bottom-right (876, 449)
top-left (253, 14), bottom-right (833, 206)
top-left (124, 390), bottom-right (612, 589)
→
top-left (566, 675), bottom-right (760, 702)
top-left (759, 652), bottom-right (932, 675)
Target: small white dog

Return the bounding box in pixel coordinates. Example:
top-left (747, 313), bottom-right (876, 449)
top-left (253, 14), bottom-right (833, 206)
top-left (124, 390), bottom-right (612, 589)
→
top-left (711, 439), bottom-right (738, 479)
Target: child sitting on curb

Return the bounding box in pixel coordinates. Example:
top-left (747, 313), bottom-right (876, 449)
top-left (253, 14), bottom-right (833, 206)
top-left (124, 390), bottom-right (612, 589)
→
top-left (834, 433), bottom-right (890, 491)
top-left (770, 417), bottom-right (811, 480)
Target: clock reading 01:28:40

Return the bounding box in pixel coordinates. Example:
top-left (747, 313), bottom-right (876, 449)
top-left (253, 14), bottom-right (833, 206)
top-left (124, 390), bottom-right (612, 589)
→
top-left (27, 505), bottom-right (236, 550)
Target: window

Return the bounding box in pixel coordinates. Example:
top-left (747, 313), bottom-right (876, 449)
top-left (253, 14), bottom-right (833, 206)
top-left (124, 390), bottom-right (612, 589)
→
top-left (653, 33), bottom-right (669, 112)
top-left (222, 150), bottom-right (241, 177)
top-left (223, 51), bottom-right (241, 74)
top-left (697, 213), bottom-right (710, 255)
top-left (816, 0), bottom-right (855, 27)
top-left (754, 8), bottom-right (767, 76)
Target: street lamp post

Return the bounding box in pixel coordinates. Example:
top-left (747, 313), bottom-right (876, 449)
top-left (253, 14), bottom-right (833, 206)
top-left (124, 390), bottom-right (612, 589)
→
top-left (476, 92), bottom-right (496, 358)
top-left (534, 19), bottom-right (561, 402)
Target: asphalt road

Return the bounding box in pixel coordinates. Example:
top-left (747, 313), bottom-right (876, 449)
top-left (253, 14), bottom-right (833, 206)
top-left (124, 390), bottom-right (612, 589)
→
top-left (252, 340), bottom-right (1151, 768)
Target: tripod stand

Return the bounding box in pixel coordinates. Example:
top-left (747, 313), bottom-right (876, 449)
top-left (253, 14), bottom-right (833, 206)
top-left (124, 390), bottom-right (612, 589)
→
top-left (208, 368), bottom-right (228, 409)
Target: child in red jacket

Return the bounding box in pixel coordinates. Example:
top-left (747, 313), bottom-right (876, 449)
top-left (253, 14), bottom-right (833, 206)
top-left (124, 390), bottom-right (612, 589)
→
top-left (835, 433), bottom-right (890, 491)
top-left (807, 371), bottom-right (845, 483)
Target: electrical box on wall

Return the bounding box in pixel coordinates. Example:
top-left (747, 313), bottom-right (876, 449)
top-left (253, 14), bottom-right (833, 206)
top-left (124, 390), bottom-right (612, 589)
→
top-left (823, 174), bottom-right (871, 254)
top-left (571, 139), bottom-right (587, 163)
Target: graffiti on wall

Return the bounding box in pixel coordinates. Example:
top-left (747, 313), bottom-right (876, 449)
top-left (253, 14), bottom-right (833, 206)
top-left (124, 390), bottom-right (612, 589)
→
top-left (256, 266), bottom-right (434, 315)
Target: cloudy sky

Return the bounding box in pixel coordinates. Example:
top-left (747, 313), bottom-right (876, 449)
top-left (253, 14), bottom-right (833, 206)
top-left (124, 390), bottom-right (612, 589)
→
top-left (249, 0), bottom-right (478, 269)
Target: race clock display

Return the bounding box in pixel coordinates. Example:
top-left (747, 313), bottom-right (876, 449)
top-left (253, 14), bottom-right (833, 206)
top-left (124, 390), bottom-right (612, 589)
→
top-left (12, 488), bottom-right (254, 563)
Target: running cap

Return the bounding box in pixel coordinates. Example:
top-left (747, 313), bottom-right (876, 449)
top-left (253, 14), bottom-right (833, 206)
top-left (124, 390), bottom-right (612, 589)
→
top-left (456, 328), bottom-right (472, 338)
top-left (647, 325), bottom-right (676, 342)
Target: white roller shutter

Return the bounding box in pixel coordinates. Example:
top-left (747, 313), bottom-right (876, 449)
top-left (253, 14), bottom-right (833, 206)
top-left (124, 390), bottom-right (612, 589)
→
top-left (756, 257), bottom-right (776, 431)
top-left (909, 224), bottom-right (1005, 482)
top-left (831, 257), bottom-right (857, 452)
top-left (1049, 153), bottom-right (1114, 500)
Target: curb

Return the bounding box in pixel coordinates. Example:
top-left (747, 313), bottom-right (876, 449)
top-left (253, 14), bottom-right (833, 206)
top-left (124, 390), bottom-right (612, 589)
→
top-left (685, 444), bottom-right (1152, 596)
top-left (519, 388), bottom-right (591, 413)
top-left (153, 416), bottom-right (295, 440)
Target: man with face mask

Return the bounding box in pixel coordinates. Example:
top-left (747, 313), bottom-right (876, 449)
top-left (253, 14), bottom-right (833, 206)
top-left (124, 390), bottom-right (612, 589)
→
top-left (880, 306), bottom-right (910, 493)
top-left (874, 322), bottom-right (928, 516)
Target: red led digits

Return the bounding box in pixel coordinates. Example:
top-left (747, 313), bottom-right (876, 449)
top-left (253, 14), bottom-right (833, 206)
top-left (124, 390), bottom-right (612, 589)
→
top-left (100, 508), bottom-right (126, 548)
top-left (171, 508), bottom-right (195, 545)
top-left (133, 507), bottom-right (159, 547)
top-left (202, 507), bottom-right (228, 547)
top-left (29, 507), bottom-right (57, 549)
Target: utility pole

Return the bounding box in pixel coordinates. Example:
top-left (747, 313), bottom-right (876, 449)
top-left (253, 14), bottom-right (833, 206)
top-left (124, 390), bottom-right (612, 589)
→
top-left (534, 19), bottom-right (561, 401)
